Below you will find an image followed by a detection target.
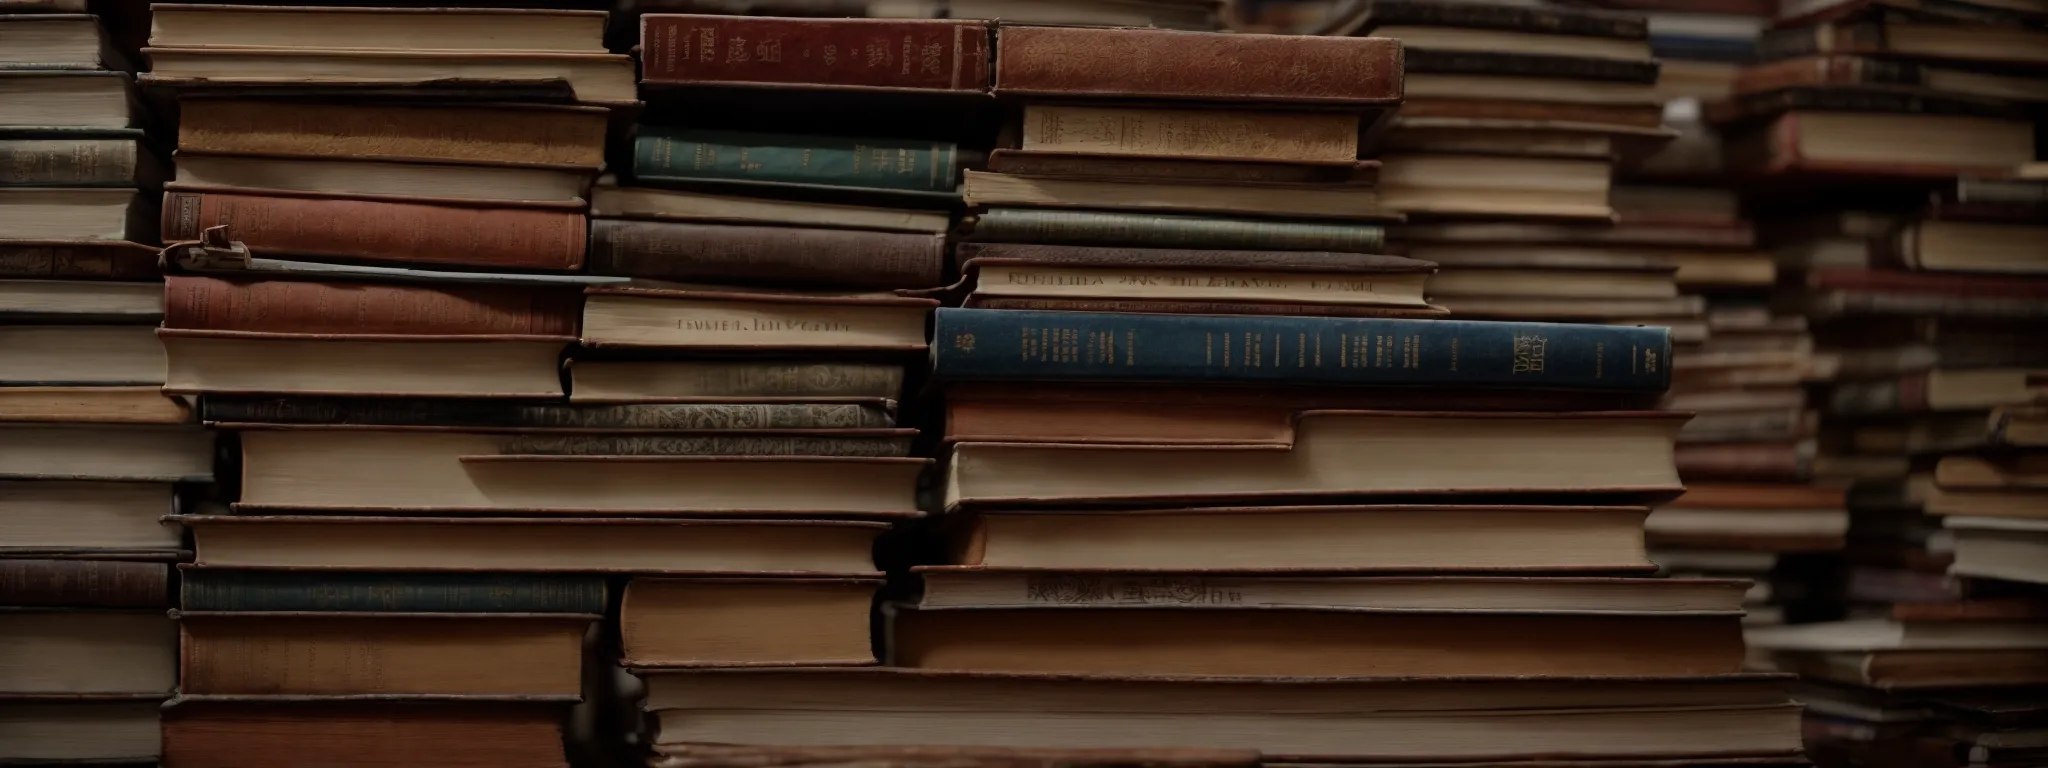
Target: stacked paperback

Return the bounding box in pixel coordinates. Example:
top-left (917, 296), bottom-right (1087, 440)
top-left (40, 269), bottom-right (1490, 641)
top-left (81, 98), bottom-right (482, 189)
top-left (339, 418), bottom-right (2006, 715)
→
top-left (0, 3), bottom-right (195, 764)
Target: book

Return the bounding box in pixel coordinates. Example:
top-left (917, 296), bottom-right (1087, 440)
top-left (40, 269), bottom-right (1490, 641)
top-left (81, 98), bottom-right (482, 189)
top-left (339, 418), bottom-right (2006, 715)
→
top-left (993, 26), bottom-right (1403, 106)
top-left (1935, 454), bottom-right (2048, 489)
top-left (1752, 617), bottom-right (2048, 652)
top-left (1884, 220), bottom-right (2047, 275)
top-left (1647, 483), bottom-right (1850, 551)
top-left (961, 171), bottom-right (1391, 221)
top-left (931, 308), bottom-right (1672, 391)
top-left (1735, 56), bottom-right (2048, 103)
top-left (201, 397), bottom-right (896, 430)
top-left (172, 153), bottom-right (596, 205)
top-left (183, 516), bottom-right (885, 574)
top-left (1947, 516), bottom-right (2048, 586)
top-left (1364, 0), bottom-right (1651, 41)
top-left (159, 331), bottom-right (570, 398)
top-left (0, 279), bottom-right (160, 320)
top-left (871, 0), bottom-right (1222, 28)
top-left (1401, 220), bottom-right (1757, 249)
top-left (0, 13), bottom-right (125, 70)
top-left (1726, 110), bottom-right (2036, 179)
top-left (142, 47), bottom-right (637, 104)
top-left (162, 698), bottom-right (566, 768)
top-left (0, 325), bottom-right (163, 387)
top-left (591, 182), bottom-right (951, 234)
top-left (180, 569), bottom-right (607, 613)
top-left (0, 70), bottom-right (138, 128)
top-left (987, 150), bottom-right (1376, 186)
top-left (589, 219), bottom-right (947, 290)
top-left (944, 411), bottom-right (1687, 508)
top-left (160, 189), bottom-right (588, 270)
top-left (568, 360), bottom-right (905, 402)
top-left (0, 610), bottom-right (175, 693)
top-left (0, 136), bottom-right (158, 187)
top-left (1403, 49), bottom-right (1662, 84)
top-left (1016, 104), bottom-right (1359, 165)
top-left (639, 16), bottom-right (991, 92)
top-left (0, 187), bottom-right (149, 240)
top-left (1378, 153), bottom-right (1614, 219)
top-left (582, 287), bottom-right (936, 351)
top-left (0, 238), bottom-right (158, 280)
top-left (1675, 442), bottom-right (1815, 481)
top-left (0, 386), bottom-right (189, 423)
top-left (1760, 16), bottom-right (2048, 67)
top-left (945, 505), bottom-right (1655, 571)
top-left (164, 275), bottom-right (583, 336)
top-left (177, 99), bottom-right (610, 168)
top-left (147, 4), bottom-right (608, 51)
top-left (885, 603), bottom-right (1747, 676)
top-left (234, 426), bottom-right (927, 513)
top-left (177, 612), bottom-right (595, 696)
top-left (633, 128), bottom-right (963, 194)
top-left (638, 668), bottom-right (1805, 760)
top-left (623, 577), bottom-right (881, 666)
top-left (0, 560), bottom-right (169, 608)
top-left (0, 424), bottom-right (212, 481)
top-left (1926, 486), bottom-right (2048, 519)
top-left (1830, 368), bottom-right (2046, 414)
top-left (0, 481), bottom-right (177, 553)
top-left (968, 208), bottom-right (1387, 252)
top-left (1400, 96), bottom-right (1666, 129)
top-left (914, 570), bottom-right (1749, 612)
top-left (957, 243), bottom-right (1434, 309)
top-left (0, 697), bottom-right (160, 763)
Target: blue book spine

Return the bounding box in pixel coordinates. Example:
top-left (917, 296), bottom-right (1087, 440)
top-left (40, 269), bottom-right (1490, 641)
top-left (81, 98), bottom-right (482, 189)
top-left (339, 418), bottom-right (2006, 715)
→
top-left (180, 571), bottom-right (609, 613)
top-left (932, 308), bottom-right (1671, 392)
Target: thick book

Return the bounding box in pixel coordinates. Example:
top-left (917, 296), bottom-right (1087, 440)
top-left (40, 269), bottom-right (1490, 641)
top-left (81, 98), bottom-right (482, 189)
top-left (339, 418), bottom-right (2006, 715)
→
top-left (1724, 110), bottom-right (2034, 180)
top-left (633, 128), bottom-right (964, 194)
top-left (569, 360), bottom-right (904, 402)
top-left (960, 171), bottom-right (1392, 222)
top-left (0, 137), bottom-right (158, 187)
top-left (994, 26), bottom-right (1403, 106)
top-left (589, 219), bottom-right (947, 290)
top-left (639, 16), bottom-right (991, 92)
top-left (0, 279), bottom-right (161, 321)
top-left (0, 610), bottom-right (175, 693)
top-left (1403, 49), bottom-right (1661, 84)
top-left (177, 612), bottom-right (596, 696)
top-left (0, 386), bottom-right (190, 424)
top-left (171, 152), bottom-right (597, 206)
top-left (0, 696), bottom-right (161, 763)
top-left (159, 330), bottom-right (571, 398)
top-left (0, 239), bottom-right (157, 280)
top-left (987, 150), bottom-right (1375, 186)
top-left (0, 186), bottom-right (152, 241)
top-left (957, 243), bottom-right (1438, 311)
top-left (1015, 104), bottom-right (1361, 165)
top-left (202, 396), bottom-right (896, 430)
top-left (1735, 56), bottom-right (2048, 104)
top-left (1759, 16), bottom-right (2048, 68)
top-left (1365, 0), bottom-right (1650, 39)
top-left (178, 99), bottom-right (609, 169)
top-left (968, 208), bottom-right (1386, 253)
top-left (915, 569), bottom-right (1747, 612)
top-left (0, 560), bottom-right (169, 608)
top-left (161, 189), bottom-right (588, 270)
top-left (582, 287), bottom-right (936, 351)
top-left (163, 275), bottom-right (584, 336)
top-left (162, 698), bottom-right (567, 768)
top-left (0, 70), bottom-right (140, 129)
top-left (179, 569), bottom-right (608, 613)
top-left (944, 411), bottom-right (1688, 508)
top-left (931, 308), bottom-right (1671, 392)
top-left (623, 577), bottom-right (881, 667)
top-left (0, 424), bottom-right (212, 482)
top-left (0, 481), bottom-right (179, 554)
top-left (148, 5), bottom-right (609, 51)
top-left (592, 182), bottom-right (952, 234)
top-left (1, 326), bottom-right (165, 386)
top-left (142, 48), bottom-right (637, 105)
top-left (639, 668), bottom-right (1805, 761)
top-left (886, 602), bottom-right (1747, 677)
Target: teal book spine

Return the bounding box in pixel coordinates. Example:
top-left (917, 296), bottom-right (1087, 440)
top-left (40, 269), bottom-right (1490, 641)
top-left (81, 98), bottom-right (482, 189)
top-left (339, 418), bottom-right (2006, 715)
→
top-left (633, 128), bottom-right (959, 192)
top-left (932, 308), bottom-right (1671, 392)
top-left (180, 571), bottom-right (608, 613)
top-left (970, 208), bottom-right (1385, 253)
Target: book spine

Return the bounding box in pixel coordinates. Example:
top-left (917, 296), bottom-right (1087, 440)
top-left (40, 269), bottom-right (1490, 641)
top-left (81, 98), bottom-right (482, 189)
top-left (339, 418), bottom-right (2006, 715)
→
top-left (963, 296), bottom-right (1444, 319)
top-left (499, 434), bottom-right (908, 457)
top-left (1404, 50), bottom-right (1660, 84)
top-left (180, 571), bottom-right (607, 613)
top-left (633, 129), bottom-right (958, 192)
top-left (200, 398), bottom-right (896, 429)
top-left (179, 102), bottom-right (607, 168)
top-left (160, 191), bottom-right (586, 270)
top-left (995, 26), bottom-right (1403, 104)
top-left (0, 559), bottom-right (169, 608)
top-left (1739, 87), bottom-right (2021, 119)
top-left (588, 219), bottom-right (946, 290)
top-left (932, 308), bottom-right (1670, 391)
top-left (586, 362), bottom-right (905, 398)
top-left (989, 153), bottom-right (1364, 185)
top-left (1370, 0), bottom-right (1648, 37)
top-left (0, 243), bottom-right (159, 279)
top-left (1398, 99), bottom-right (1664, 128)
top-left (640, 15), bottom-right (991, 91)
top-left (1758, 26), bottom-right (1825, 60)
top-left (970, 209), bottom-right (1385, 253)
top-left (1020, 105), bottom-right (1359, 164)
top-left (1673, 443), bottom-right (1810, 481)
top-left (957, 242), bottom-right (1416, 272)
top-left (163, 275), bottom-right (583, 336)
top-left (534, 403), bottom-right (897, 429)
top-left (0, 140), bottom-right (138, 186)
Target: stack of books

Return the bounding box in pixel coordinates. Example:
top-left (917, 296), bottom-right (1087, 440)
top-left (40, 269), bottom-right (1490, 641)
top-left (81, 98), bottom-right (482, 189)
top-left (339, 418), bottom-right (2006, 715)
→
top-left (639, 20), bottom-right (1808, 766)
top-left (0, 4), bottom-right (194, 764)
top-left (131, 5), bottom-right (645, 765)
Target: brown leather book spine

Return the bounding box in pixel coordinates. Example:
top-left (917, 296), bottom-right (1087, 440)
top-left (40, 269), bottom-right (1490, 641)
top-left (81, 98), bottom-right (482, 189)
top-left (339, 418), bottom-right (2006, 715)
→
top-left (589, 219), bottom-right (946, 290)
top-left (1668, 482), bottom-right (1848, 509)
top-left (1400, 99), bottom-right (1664, 128)
top-left (0, 242), bottom-right (159, 280)
top-left (163, 275), bottom-right (583, 336)
top-left (160, 191), bottom-right (586, 270)
top-left (965, 296), bottom-right (1448, 319)
top-left (1674, 443), bottom-right (1810, 482)
top-left (640, 15), bottom-right (990, 91)
top-left (163, 700), bottom-right (568, 768)
top-left (958, 243), bottom-right (1422, 273)
top-left (994, 26), bottom-right (1402, 104)
top-left (0, 559), bottom-right (169, 608)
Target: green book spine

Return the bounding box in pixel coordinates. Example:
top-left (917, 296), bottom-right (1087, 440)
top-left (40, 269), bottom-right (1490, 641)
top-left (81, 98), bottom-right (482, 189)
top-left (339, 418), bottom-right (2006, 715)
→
top-left (970, 208), bottom-right (1385, 253)
top-left (633, 128), bottom-right (959, 192)
top-left (180, 571), bottom-right (608, 613)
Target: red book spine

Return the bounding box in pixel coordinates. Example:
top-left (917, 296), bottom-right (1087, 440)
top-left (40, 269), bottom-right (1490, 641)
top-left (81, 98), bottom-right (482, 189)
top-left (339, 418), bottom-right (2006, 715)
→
top-left (161, 191), bottom-right (587, 270)
top-left (640, 15), bottom-right (990, 91)
top-left (994, 26), bottom-right (1403, 105)
top-left (163, 275), bottom-right (583, 336)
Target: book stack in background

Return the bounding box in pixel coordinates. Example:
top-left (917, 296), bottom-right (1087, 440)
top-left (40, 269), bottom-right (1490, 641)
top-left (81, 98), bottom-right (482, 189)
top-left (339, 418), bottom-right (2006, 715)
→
top-left (131, 5), bottom-right (641, 766)
top-left (0, 3), bottom-right (196, 764)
